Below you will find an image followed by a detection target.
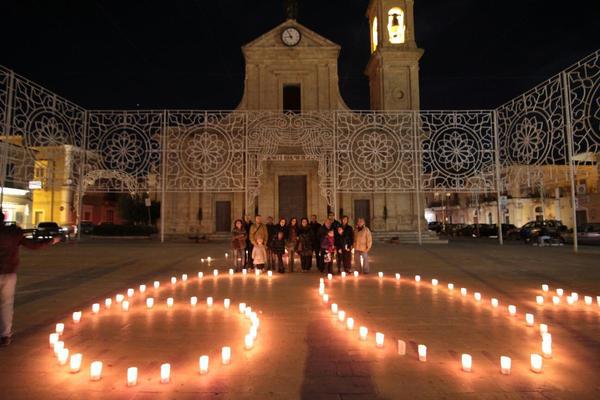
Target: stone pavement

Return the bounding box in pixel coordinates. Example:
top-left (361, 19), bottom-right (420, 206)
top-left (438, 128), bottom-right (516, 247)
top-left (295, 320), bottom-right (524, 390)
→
top-left (0, 239), bottom-right (599, 399)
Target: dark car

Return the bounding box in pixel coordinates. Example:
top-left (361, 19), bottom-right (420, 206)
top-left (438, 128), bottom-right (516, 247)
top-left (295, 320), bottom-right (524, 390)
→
top-left (79, 221), bottom-right (95, 235)
top-left (33, 222), bottom-right (65, 241)
top-left (564, 223), bottom-right (600, 245)
top-left (428, 221), bottom-right (443, 233)
top-left (457, 224), bottom-right (496, 237)
top-left (519, 220), bottom-right (567, 243)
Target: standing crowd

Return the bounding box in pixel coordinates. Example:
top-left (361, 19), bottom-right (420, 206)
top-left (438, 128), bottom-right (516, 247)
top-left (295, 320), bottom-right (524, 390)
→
top-left (231, 213), bottom-right (372, 275)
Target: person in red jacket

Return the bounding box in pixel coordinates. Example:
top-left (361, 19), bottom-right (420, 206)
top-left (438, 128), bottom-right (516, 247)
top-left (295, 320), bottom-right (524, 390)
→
top-left (0, 213), bottom-right (59, 346)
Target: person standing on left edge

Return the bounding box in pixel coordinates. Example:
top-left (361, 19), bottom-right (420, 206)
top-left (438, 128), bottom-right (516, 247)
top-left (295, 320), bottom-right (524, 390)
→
top-left (0, 214), bottom-right (60, 347)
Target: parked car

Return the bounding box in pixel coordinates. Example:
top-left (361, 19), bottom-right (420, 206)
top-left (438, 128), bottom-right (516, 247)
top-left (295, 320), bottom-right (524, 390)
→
top-left (519, 220), bottom-right (567, 243)
top-left (33, 222), bottom-right (66, 241)
top-left (428, 221), bottom-right (442, 233)
top-left (457, 224), bottom-right (496, 237)
top-left (563, 223), bottom-right (600, 245)
top-left (79, 220), bottom-right (95, 234)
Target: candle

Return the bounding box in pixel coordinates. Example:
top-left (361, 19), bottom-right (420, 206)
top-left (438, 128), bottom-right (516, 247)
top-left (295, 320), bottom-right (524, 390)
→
top-left (127, 288), bottom-right (134, 297)
top-left (127, 367), bottom-right (138, 387)
top-left (584, 296), bottom-right (592, 305)
top-left (207, 257), bottom-right (212, 263)
top-left (70, 353), bottom-right (82, 373)
top-left (500, 356), bottom-right (511, 375)
top-left (221, 346), bottom-right (231, 365)
top-left (461, 354), bottom-right (472, 372)
top-left (121, 300), bottom-right (130, 311)
top-left (556, 288), bottom-right (564, 297)
top-left (346, 317), bottom-right (354, 330)
top-left (199, 355), bottom-right (209, 374)
top-left (72, 311), bottom-right (82, 323)
top-left (90, 361), bottom-right (103, 381)
top-left (341, 271), bottom-right (346, 278)
top-left (92, 303), bottom-right (100, 314)
top-left (146, 297), bottom-right (154, 309)
top-left (565, 296), bottom-right (573, 305)
top-left (116, 294), bottom-right (124, 303)
top-left (224, 298), bottom-right (231, 309)
top-left (255, 269), bottom-right (261, 276)
top-left (536, 296), bottom-right (544, 305)
top-left (431, 279), bottom-right (438, 286)
top-left (415, 275), bottom-right (421, 282)
top-left (331, 303), bottom-right (338, 314)
top-left (474, 292), bottom-right (482, 302)
top-left (206, 297), bottom-right (213, 307)
top-left (525, 313), bottom-right (534, 326)
top-left (597, 296), bottom-right (600, 306)
top-left (198, 272), bottom-right (204, 279)
top-left (153, 281), bottom-right (160, 289)
top-left (508, 305), bottom-right (516, 316)
top-left (447, 283), bottom-right (454, 290)
top-left (397, 339), bottom-right (406, 355)
top-left (49, 333), bottom-right (59, 348)
top-left (359, 326), bottom-right (368, 340)
top-left (539, 323), bottom-right (548, 335)
top-left (552, 296), bottom-right (560, 305)
top-left (542, 336), bottom-right (552, 358)
top-left (213, 269), bottom-right (219, 277)
top-left (160, 363), bottom-right (170, 384)
top-left (322, 294), bottom-right (329, 303)
top-left (225, 252), bottom-right (229, 258)
top-left (460, 288), bottom-right (467, 296)
top-left (201, 258), bottom-right (205, 263)
top-left (541, 284), bottom-right (549, 292)
top-left (378, 272), bottom-right (384, 278)
top-left (54, 341), bottom-right (64, 355)
top-left (58, 348), bottom-right (70, 365)
top-left (268, 270), bottom-right (273, 277)
top-left (327, 273), bottom-right (333, 280)
top-left (56, 323), bottom-right (65, 335)
top-left (395, 273), bottom-right (401, 280)
top-left (171, 277), bottom-right (177, 285)
top-left (249, 325), bottom-right (258, 339)
top-left (167, 297), bottom-right (174, 308)
top-left (229, 268), bottom-right (234, 275)
top-left (338, 310), bottom-right (346, 322)
top-left (530, 353), bottom-right (543, 373)
top-left (105, 298), bottom-right (112, 309)
top-left (239, 303), bottom-right (246, 313)
top-left (571, 292), bottom-right (578, 301)
top-left (375, 332), bottom-right (384, 348)
top-left (491, 298), bottom-right (499, 308)
top-left (418, 344), bottom-right (427, 362)
top-left (190, 296), bottom-right (198, 306)
top-left (318, 286), bottom-right (325, 295)
top-left (245, 334), bottom-right (254, 350)
top-left (354, 271), bottom-right (359, 277)
top-left (182, 274), bottom-right (188, 281)
top-left (242, 269), bottom-right (247, 275)
top-left (320, 278), bottom-right (324, 285)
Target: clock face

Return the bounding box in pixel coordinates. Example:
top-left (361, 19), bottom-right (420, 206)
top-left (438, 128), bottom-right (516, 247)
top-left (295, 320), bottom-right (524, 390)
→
top-left (281, 27), bottom-right (301, 47)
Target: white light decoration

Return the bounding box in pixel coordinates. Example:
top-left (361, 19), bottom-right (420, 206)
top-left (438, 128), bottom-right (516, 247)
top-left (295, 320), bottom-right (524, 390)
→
top-left (221, 346), bottom-right (231, 365)
top-left (536, 296), bottom-right (544, 305)
top-left (72, 311), bottom-right (82, 323)
top-left (121, 300), bottom-right (130, 311)
top-left (167, 297), bottom-right (174, 308)
top-left (474, 292), bottom-right (482, 302)
top-left (338, 310), bottom-right (346, 322)
top-left (127, 367), bottom-right (138, 387)
top-left (199, 355), bottom-right (209, 374)
top-left (552, 296), bottom-right (560, 305)
top-left (245, 334), bottom-right (254, 350)
top-left (153, 281), bottom-right (160, 289)
top-left (160, 363), bottom-right (170, 384)
top-left (431, 279), bottom-right (438, 286)
top-left (70, 353), bottom-right (82, 373)
top-left (375, 332), bottom-right (384, 348)
top-left (127, 288), bottom-right (134, 297)
top-left (541, 284), bottom-right (549, 292)
top-left (508, 305), bottom-right (516, 316)
top-left (146, 297), bottom-right (154, 309)
top-left (447, 283), bottom-right (454, 290)
top-left (90, 361), bottom-right (103, 381)
top-left (354, 271), bottom-right (359, 277)
top-left (49, 333), bottom-right (59, 348)
top-left (229, 268), bottom-right (234, 276)
top-left (530, 353), bottom-right (543, 373)
top-left (139, 284), bottom-right (147, 293)
top-left (418, 344), bottom-right (427, 362)
top-left (397, 339), bottom-right (406, 355)
top-left (171, 277), bottom-right (177, 285)
top-left (331, 303), bottom-right (338, 314)
top-left (359, 326), bottom-right (368, 340)
top-left (525, 313), bottom-right (534, 326)
top-left (415, 275), bottom-right (421, 282)
top-left (213, 269), bottom-right (219, 277)
top-left (500, 356), bottom-right (511, 375)
top-left (92, 303), bottom-right (100, 314)
top-left (182, 274), bottom-right (188, 281)
top-left (395, 273), bottom-right (400, 280)
top-left (327, 273), bottom-right (333, 280)
top-left (378, 272), bottom-right (384, 278)
top-left (190, 296), bottom-right (198, 306)
top-left (341, 271), bottom-right (346, 278)
top-left (584, 296), bottom-right (593, 305)
top-left (197, 272), bottom-right (204, 279)
top-left (460, 288), bottom-right (467, 296)
top-left (556, 288), bottom-right (564, 297)
top-left (224, 298), bottom-right (231, 309)
top-left (54, 341), bottom-right (64, 355)
top-left (55, 323), bottom-right (64, 335)
top-left (116, 294), bottom-right (124, 303)
top-left (206, 297), bottom-right (213, 307)
top-left (539, 323), bottom-right (548, 335)
top-left (461, 354), bottom-right (472, 372)
top-left (491, 298), bottom-right (499, 308)
top-left (58, 348), bottom-right (69, 366)
top-left (346, 317), bottom-right (354, 330)
top-left (239, 303), bottom-right (246, 313)
top-left (322, 294), bottom-right (329, 303)
top-left (105, 298), bottom-right (112, 309)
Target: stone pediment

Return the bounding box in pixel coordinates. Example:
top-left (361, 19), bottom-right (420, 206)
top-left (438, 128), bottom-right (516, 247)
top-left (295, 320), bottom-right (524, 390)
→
top-left (242, 19), bottom-right (340, 51)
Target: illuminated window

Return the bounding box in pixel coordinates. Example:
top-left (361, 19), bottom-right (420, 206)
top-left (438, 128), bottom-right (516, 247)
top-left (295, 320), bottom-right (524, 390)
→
top-left (387, 7), bottom-right (405, 44)
top-left (371, 17), bottom-right (378, 53)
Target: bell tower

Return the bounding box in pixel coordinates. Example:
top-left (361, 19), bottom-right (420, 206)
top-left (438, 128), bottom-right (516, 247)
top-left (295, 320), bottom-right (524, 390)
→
top-left (365, 0), bottom-right (424, 110)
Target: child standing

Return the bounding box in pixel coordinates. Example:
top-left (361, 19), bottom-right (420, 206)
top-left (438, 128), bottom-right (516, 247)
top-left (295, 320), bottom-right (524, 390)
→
top-left (252, 238), bottom-right (267, 270)
top-left (320, 229), bottom-right (336, 274)
top-left (270, 231), bottom-right (286, 273)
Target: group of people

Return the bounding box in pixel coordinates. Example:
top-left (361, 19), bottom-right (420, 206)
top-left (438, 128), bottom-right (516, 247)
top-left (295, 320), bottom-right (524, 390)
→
top-left (231, 212), bottom-right (373, 275)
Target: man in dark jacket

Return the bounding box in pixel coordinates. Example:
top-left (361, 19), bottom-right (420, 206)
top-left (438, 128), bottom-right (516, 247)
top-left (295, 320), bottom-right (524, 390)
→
top-left (316, 219), bottom-right (332, 273)
top-left (243, 215), bottom-right (253, 268)
top-left (265, 216), bottom-right (277, 270)
top-left (335, 216), bottom-right (354, 274)
top-left (0, 214), bottom-right (59, 346)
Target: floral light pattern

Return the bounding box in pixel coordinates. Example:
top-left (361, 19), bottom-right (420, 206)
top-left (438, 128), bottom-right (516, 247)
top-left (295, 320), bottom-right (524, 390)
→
top-left (354, 131), bottom-right (398, 175)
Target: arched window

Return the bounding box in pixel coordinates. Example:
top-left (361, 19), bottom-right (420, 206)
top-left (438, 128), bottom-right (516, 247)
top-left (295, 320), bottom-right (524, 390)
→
top-left (387, 7), bottom-right (405, 44)
top-left (371, 17), bottom-right (378, 53)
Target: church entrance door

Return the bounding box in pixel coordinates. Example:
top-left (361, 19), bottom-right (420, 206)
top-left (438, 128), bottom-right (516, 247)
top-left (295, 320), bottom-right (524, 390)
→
top-left (215, 201), bottom-right (231, 232)
top-left (278, 175), bottom-right (307, 221)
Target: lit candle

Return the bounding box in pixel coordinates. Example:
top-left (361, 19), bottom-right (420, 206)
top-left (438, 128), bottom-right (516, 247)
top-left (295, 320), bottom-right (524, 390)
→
top-left (207, 257), bottom-right (212, 263)
top-left (536, 296), bottom-right (544, 305)
top-left (54, 340), bottom-right (64, 355)
top-left (146, 297), bottom-right (154, 309)
top-left (58, 348), bottom-right (69, 365)
top-left (460, 288), bottom-right (467, 296)
top-left (552, 296), bottom-right (560, 305)
top-left (395, 273), bottom-right (401, 280)
top-left (461, 353), bottom-right (472, 372)
top-left (167, 297), bottom-right (174, 308)
top-left (116, 294), bottom-right (124, 303)
top-left (584, 296), bottom-right (592, 305)
top-left (92, 303), bottom-right (100, 314)
top-left (105, 298), bottom-right (112, 309)
top-left (431, 279), bottom-right (438, 286)
top-left (539, 323), bottom-right (548, 335)
top-left (182, 274), bottom-right (188, 281)
top-left (198, 272), bottom-right (204, 279)
top-left (72, 311), bottom-right (82, 323)
top-left (338, 310), bottom-right (346, 322)
top-left (375, 332), bottom-right (384, 348)
top-left (542, 335), bottom-right (552, 358)
top-left (322, 294), bottom-right (329, 303)
top-left (525, 313), bottom-right (534, 326)
top-left (474, 292), bottom-right (482, 302)
top-left (225, 252), bottom-right (229, 258)
top-left (331, 303), bottom-right (338, 314)
top-left (90, 361), bottom-right (103, 381)
top-left (448, 283), bottom-right (454, 290)
top-left (530, 353), bottom-right (543, 373)
top-left (597, 296), bottom-right (600, 306)
top-left (121, 300), bottom-right (130, 311)
top-left (318, 286), bottom-right (325, 295)
top-left (268, 270), bottom-right (273, 277)
top-left (245, 307), bottom-right (252, 318)
top-left (224, 298), bottom-right (231, 309)
top-left (201, 258), bottom-right (205, 263)
top-left (199, 355), bottom-right (209, 374)
top-left (70, 353), bottom-right (82, 373)
top-left (319, 278), bottom-right (324, 285)
top-left (49, 333), bottom-right (59, 348)
top-left (245, 334), bottom-right (254, 350)
top-left (354, 271), bottom-right (359, 277)
top-left (229, 268), bottom-right (234, 276)
top-left (346, 317), bottom-right (354, 330)
top-left (171, 277), bottom-right (177, 285)
top-left (541, 284), bottom-right (549, 292)
top-left (255, 269), bottom-right (261, 276)
top-left (571, 292), bottom-right (578, 301)
top-left (359, 326), bottom-right (368, 340)
top-left (213, 269), bottom-right (219, 277)
top-left (153, 281), bottom-right (160, 289)
top-left (249, 325), bottom-right (258, 339)
top-left (397, 339), bottom-right (406, 355)
top-left (327, 273), bottom-right (333, 280)
top-left (242, 269), bottom-right (247, 275)
top-left (206, 297), bottom-right (213, 307)
top-left (508, 305), bottom-right (516, 316)
top-left (239, 303), bottom-right (246, 313)
top-left (415, 275), bottom-right (421, 282)
top-left (500, 356), bottom-right (511, 375)
top-left (190, 296), bottom-right (198, 306)
top-left (341, 271), bottom-right (346, 278)
top-left (418, 344), bottom-right (427, 362)
top-left (491, 298), bottom-right (499, 308)
top-left (556, 288), bottom-right (564, 297)
top-left (55, 323), bottom-right (65, 335)
top-left (127, 367), bottom-right (138, 387)
top-left (160, 363), bottom-right (170, 384)
top-left (378, 272), bottom-right (384, 278)
top-left (221, 346), bottom-right (231, 365)
top-left (127, 288), bottom-right (134, 297)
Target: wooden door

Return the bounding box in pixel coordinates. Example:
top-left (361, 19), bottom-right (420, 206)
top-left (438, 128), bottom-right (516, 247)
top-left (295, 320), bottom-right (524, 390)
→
top-left (215, 201), bottom-right (231, 232)
top-left (278, 175), bottom-right (307, 221)
top-left (354, 200), bottom-right (371, 228)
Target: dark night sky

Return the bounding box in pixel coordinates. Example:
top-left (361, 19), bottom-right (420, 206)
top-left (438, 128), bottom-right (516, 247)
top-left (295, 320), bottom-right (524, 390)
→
top-left (1, 0), bottom-right (598, 110)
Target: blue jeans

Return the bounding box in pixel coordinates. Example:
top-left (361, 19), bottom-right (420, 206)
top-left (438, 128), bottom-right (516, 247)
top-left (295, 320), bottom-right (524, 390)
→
top-left (0, 273), bottom-right (17, 337)
top-left (354, 251), bottom-right (369, 273)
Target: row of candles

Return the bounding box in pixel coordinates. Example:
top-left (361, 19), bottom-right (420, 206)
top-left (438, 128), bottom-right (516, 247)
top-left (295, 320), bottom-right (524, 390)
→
top-left (537, 284), bottom-right (599, 308)
top-left (318, 274), bottom-right (553, 374)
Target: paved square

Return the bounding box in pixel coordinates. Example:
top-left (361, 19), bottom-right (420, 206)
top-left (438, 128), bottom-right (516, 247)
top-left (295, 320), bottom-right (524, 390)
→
top-left (1, 240), bottom-right (599, 399)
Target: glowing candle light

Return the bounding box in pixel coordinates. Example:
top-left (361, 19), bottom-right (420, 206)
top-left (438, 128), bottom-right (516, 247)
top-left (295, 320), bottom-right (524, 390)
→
top-left (525, 313), bottom-right (535, 326)
top-left (55, 323), bottom-right (65, 335)
top-left (190, 296), bottom-right (198, 306)
top-left (448, 283), bottom-right (454, 290)
top-left (245, 334), bottom-right (254, 350)
top-left (541, 284), bottom-right (549, 292)
top-left (318, 286), bottom-right (325, 295)
top-left (397, 340), bottom-right (406, 355)
top-left (105, 298), bottom-right (112, 309)
top-left (474, 292), bottom-right (482, 302)
top-left (245, 307), bottom-right (253, 318)
top-left (160, 363), bottom-right (170, 384)
top-left (146, 297), bottom-right (154, 309)
top-left (199, 355), bottom-right (209, 374)
top-left (378, 272), bottom-right (384, 278)
top-left (225, 252), bottom-right (229, 258)
top-left (415, 275), bottom-right (421, 282)
top-left (255, 269), bottom-right (261, 276)
top-left (197, 272), bottom-right (204, 279)
top-left (201, 258), bottom-right (205, 263)
top-left (127, 367), bottom-right (138, 387)
top-left (338, 310), bottom-right (346, 322)
top-left (500, 356), bottom-right (511, 375)
top-left (491, 298), bottom-right (499, 308)
top-left (341, 271), bottom-right (346, 278)
top-left (571, 292), bottom-right (578, 301)
top-left (239, 303), bottom-right (246, 313)
top-left (354, 271), bottom-right (359, 277)
top-left (322, 294), bottom-right (329, 303)
top-left (242, 268), bottom-right (247, 275)
top-left (346, 317), bottom-right (354, 330)
top-left (213, 269), bottom-right (219, 277)
top-left (536, 296), bottom-right (544, 305)
top-left (207, 257), bottom-right (212, 263)
top-left (319, 277), bottom-right (324, 285)
top-left (418, 344), bottom-right (427, 362)
top-left (153, 281), bottom-right (160, 289)
top-left (182, 274), bottom-right (188, 281)
top-left (375, 332), bottom-right (384, 348)
top-left (552, 296), bottom-right (560, 305)
top-left (206, 297), bottom-right (213, 307)
top-left (556, 288), bottom-right (564, 297)
top-left (331, 303), bottom-right (338, 314)
top-left (221, 346), bottom-right (231, 365)
top-left (90, 361), bottom-right (103, 381)
top-left (566, 296), bottom-right (575, 305)
top-left (72, 311), bottom-right (82, 323)
top-left (249, 325), bottom-right (258, 339)
top-left (530, 353), bottom-right (543, 373)
top-left (127, 288), bottom-right (134, 297)
top-left (461, 354), bottom-right (472, 372)
top-left (395, 273), bottom-right (401, 280)
top-left (584, 296), bottom-right (592, 305)
top-left (359, 326), bottom-right (368, 340)
top-left (597, 296), bottom-right (600, 306)
top-left (170, 277), bottom-right (177, 285)
top-left (49, 333), bottom-right (59, 348)
top-left (70, 353), bottom-right (82, 373)
top-left (431, 279), bottom-right (438, 286)
top-left (268, 270), bottom-right (273, 277)
top-left (539, 323), bottom-right (548, 335)
top-left (58, 348), bottom-right (69, 365)
top-left (54, 341), bottom-right (64, 355)
top-left (139, 284), bottom-right (146, 293)
top-left (542, 335), bottom-right (552, 358)
top-left (229, 268), bottom-right (234, 276)
top-left (116, 294), bottom-right (124, 303)
top-left (91, 303), bottom-right (100, 314)
top-left (121, 300), bottom-right (130, 311)
top-left (224, 298), bottom-right (231, 309)
top-left (460, 288), bottom-right (467, 296)
top-left (508, 305), bottom-right (517, 316)
top-left (167, 297), bottom-right (174, 308)
top-left (327, 273), bottom-right (333, 280)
